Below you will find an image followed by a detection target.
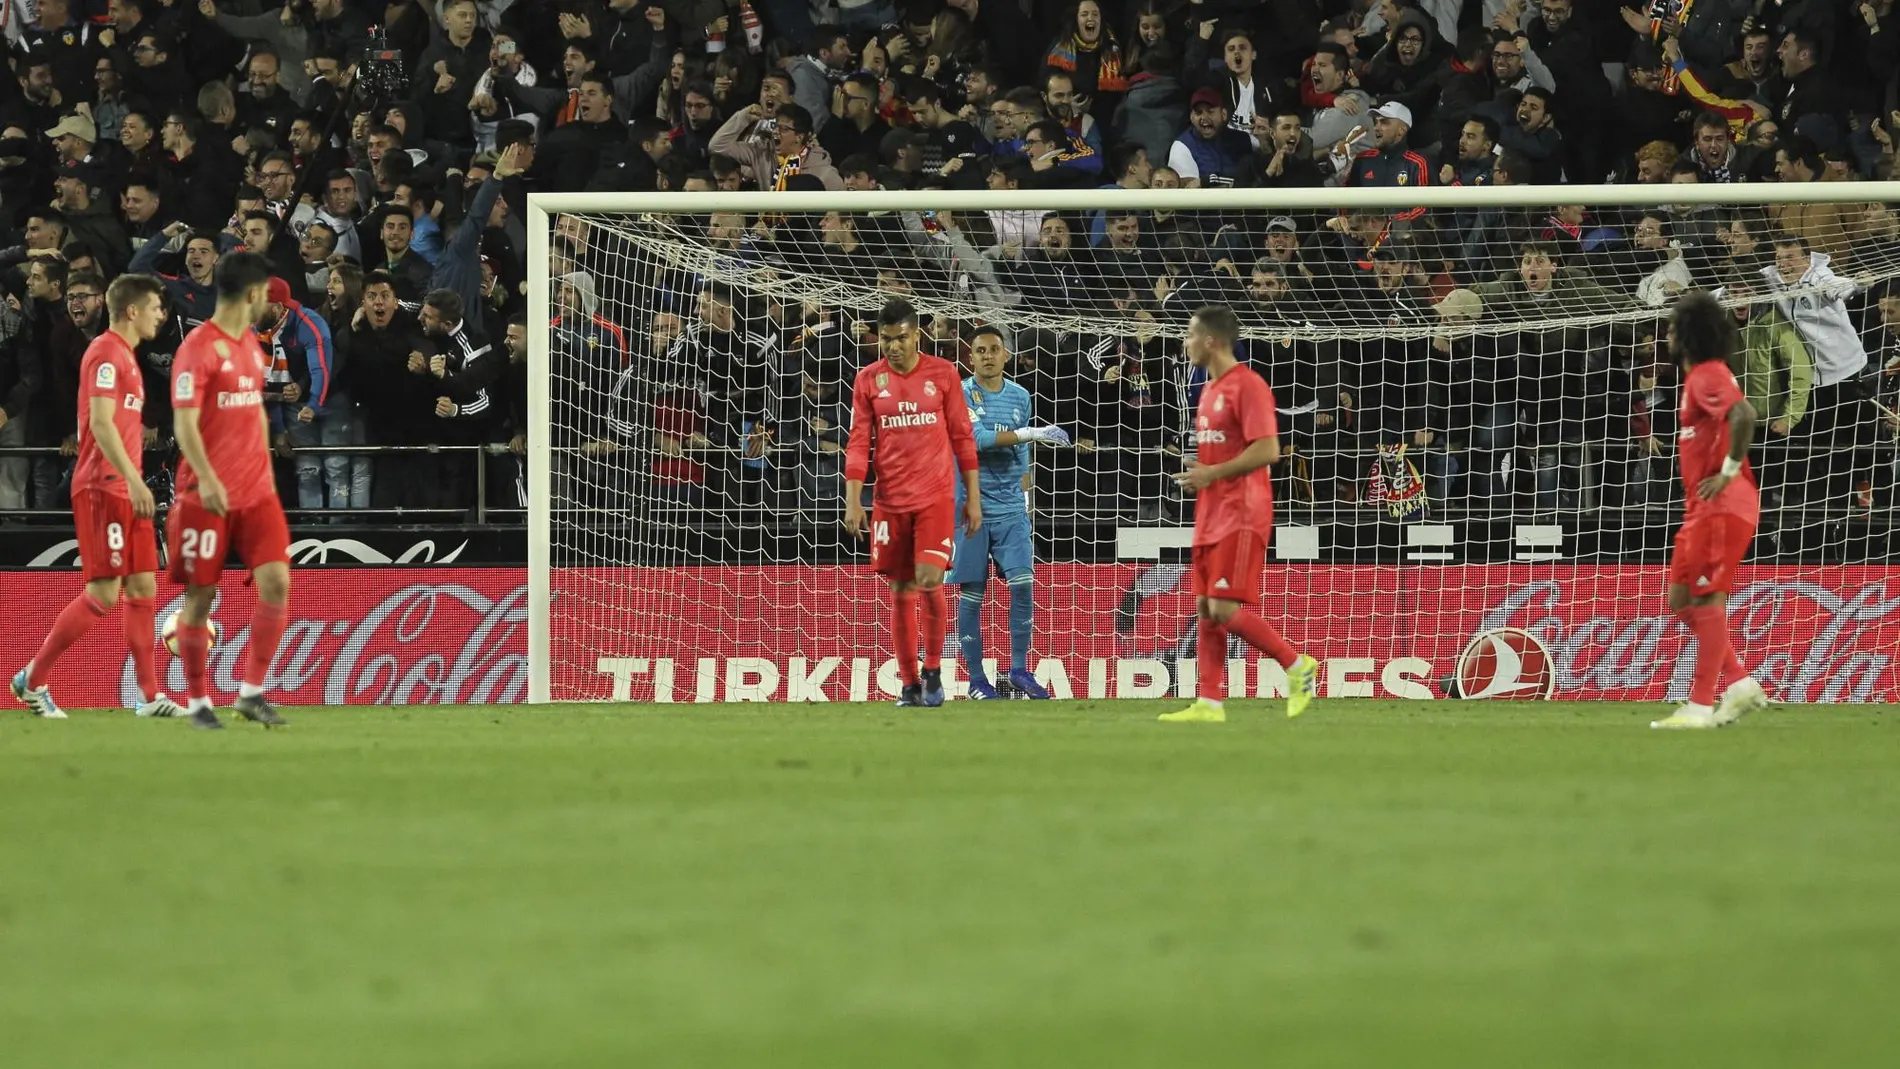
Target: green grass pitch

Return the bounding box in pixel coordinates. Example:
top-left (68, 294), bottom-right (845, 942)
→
top-left (4, 700), bottom-right (1900, 1068)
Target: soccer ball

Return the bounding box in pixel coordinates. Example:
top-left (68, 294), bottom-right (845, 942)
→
top-left (161, 613), bottom-right (220, 657)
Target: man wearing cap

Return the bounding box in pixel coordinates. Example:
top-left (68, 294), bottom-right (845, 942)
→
top-left (1167, 87), bottom-right (1252, 188)
top-left (1326, 101), bottom-right (1429, 214)
top-left (46, 112), bottom-right (97, 169)
top-left (256, 276), bottom-right (353, 509)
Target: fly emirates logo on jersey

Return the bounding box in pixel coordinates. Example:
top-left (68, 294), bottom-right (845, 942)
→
top-left (217, 375), bottom-right (264, 410)
top-left (880, 400), bottom-right (941, 430)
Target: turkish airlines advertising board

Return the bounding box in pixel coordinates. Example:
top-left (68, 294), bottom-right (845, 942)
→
top-left (5, 565), bottom-right (1896, 707)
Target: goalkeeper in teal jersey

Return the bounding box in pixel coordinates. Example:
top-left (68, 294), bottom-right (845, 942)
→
top-left (952, 327), bottom-right (1072, 699)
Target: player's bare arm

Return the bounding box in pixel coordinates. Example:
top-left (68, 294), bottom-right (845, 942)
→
top-left (843, 479), bottom-right (867, 537)
top-left (1175, 436), bottom-right (1280, 493)
top-left (173, 407), bottom-right (228, 516)
top-left (961, 469), bottom-right (982, 534)
top-left (1698, 398), bottom-right (1757, 501)
top-left (88, 394), bottom-right (155, 519)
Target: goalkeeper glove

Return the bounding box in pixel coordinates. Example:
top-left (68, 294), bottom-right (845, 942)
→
top-left (1017, 425), bottom-right (1072, 447)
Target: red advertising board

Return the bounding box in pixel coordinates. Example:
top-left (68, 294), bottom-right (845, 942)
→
top-left (556, 564), bottom-right (1900, 705)
top-left (3, 569), bottom-right (528, 709)
top-left (7, 564), bottom-right (1896, 708)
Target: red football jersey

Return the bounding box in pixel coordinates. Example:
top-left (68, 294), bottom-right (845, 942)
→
top-left (1192, 363), bottom-right (1279, 547)
top-left (71, 331), bottom-right (145, 499)
top-left (172, 320), bottom-right (274, 509)
top-left (844, 353), bottom-right (979, 513)
top-left (1678, 359), bottom-right (1760, 524)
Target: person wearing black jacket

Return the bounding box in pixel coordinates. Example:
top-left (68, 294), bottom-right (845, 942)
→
top-left (346, 272), bottom-right (433, 508)
top-left (1184, 25), bottom-right (1286, 139)
top-left (160, 113), bottom-right (240, 230)
top-left (419, 288), bottom-right (498, 513)
top-left (587, 116), bottom-right (670, 193)
top-left (410, 0), bottom-right (491, 152)
top-left (522, 72), bottom-right (625, 193)
top-left (0, 298), bottom-right (40, 510)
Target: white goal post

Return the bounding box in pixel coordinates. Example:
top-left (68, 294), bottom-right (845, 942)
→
top-left (526, 182), bottom-right (1900, 706)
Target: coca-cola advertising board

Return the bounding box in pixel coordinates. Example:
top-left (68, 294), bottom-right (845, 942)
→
top-left (3, 569), bottom-right (529, 708)
top-left (560, 564), bottom-right (1900, 705)
top-left (8, 565), bottom-right (1897, 707)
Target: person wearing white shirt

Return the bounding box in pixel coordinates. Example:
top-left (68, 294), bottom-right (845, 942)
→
top-left (1761, 234), bottom-right (1874, 507)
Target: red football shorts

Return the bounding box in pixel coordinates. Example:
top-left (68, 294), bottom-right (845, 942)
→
top-left (167, 492), bottom-right (292, 586)
top-left (1192, 530), bottom-right (1267, 604)
top-left (72, 488), bottom-right (157, 581)
top-left (1667, 513), bottom-right (1755, 596)
top-left (870, 498), bottom-right (956, 582)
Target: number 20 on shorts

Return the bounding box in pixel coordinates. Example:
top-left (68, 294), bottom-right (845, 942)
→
top-left (179, 528), bottom-right (219, 561)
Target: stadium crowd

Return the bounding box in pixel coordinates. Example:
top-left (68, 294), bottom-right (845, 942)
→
top-left (0, 0), bottom-right (1897, 523)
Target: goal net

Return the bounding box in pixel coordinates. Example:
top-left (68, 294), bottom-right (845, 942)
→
top-left (527, 185), bottom-right (1900, 706)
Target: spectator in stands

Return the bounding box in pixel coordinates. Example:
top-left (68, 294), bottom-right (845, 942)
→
top-left (1632, 212), bottom-right (1693, 308)
top-left (0, 297), bottom-right (35, 510)
top-left (162, 113), bottom-right (241, 230)
top-left (1499, 85), bottom-right (1562, 184)
top-left (1110, 43), bottom-right (1184, 167)
top-left (1251, 107), bottom-right (1323, 188)
top-left (53, 165), bottom-right (129, 278)
top-left (1769, 137), bottom-right (1862, 264)
top-left (1763, 233), bottom-right (1874, 508)
top-left (121, 177), bottom-right (172, 257)
top-left (1018, 118), bottom-right (1099, 186)
top-left (714, 103), bottom-right (844, 191)
top-left (1633, 141), bottom-right (1679, 185)
top-left (239, 46), bottom-right (299, 140)
top-left (1168, 88), bottom-right (1249, 188)
top-left (1042, 0), bottom-right (1127, 118)
top-left (1328, 101), bottom-right (1429, 198)
top-left (373, 209), bottom-right (435, 299)
top-left (1475, 242), bottom-right (1620, 509)
top-left (344, 272), bottom-right (428, 508)
top-left (418, 288), bottom-right (496, 510)
top-left (1723, 274), bottom-right (1813, 509)
top-left (820, 73), bottom-right (892, 164)
top-left (1774, 29), bottom-right (1837, 131)
top-left (1306, 44), bottom-right (1373, 154)
top-left (999, 213), bottom-right (1092, 314)
top-left (1363, 9), bottom-right (1449, 149)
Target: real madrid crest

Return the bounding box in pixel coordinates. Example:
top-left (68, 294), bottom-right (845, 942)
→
top-left (876, 372), bottom-right (888, 388)
top-left (924, 380), bottom-right (936, 395)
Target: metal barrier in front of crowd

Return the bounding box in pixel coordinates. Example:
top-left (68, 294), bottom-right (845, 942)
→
top-left (0, 443), bottom-right (526, 525)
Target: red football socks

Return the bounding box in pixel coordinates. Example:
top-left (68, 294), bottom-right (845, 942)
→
top-left (123, 595), bottom-right (157, 701)
top-left (246, 600), bottom-right (289, 689)
top-left (891, 588), bottom-right (920, 685)
top-left (176, 623), bottom-right (213, 704)
top-left (1224, 609), bottom-right (1300, 669)
top-left (1682, 604), bottom-right (1737, 707)
top-left (28, 593), bottom-right (108, 688)
top-left (918, 587), bottom-right (946, 671)
top-left (1197, 617), bottom-right (1228, 700)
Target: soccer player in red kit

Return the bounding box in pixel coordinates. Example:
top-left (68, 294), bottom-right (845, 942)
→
top-left (1652, 292), bottom-right (1770, 729)
top-left (166, 251), bottom-right (293, 730)
top-left (843, 298), bottom-right (981, 707)
top-left (1161, 306), bottom-right (1319, 723)
top-left (11, 275), bottom-right (183, 719)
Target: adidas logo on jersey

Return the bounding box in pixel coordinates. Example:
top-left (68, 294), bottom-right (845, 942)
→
top-left (878, 390), bottom-right (891, 398)
top-left (1214, 578), bottom-right (1230, 589)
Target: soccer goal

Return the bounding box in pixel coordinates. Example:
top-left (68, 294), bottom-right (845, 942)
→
top-left (525, 183), bottom-right (1900, 707)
